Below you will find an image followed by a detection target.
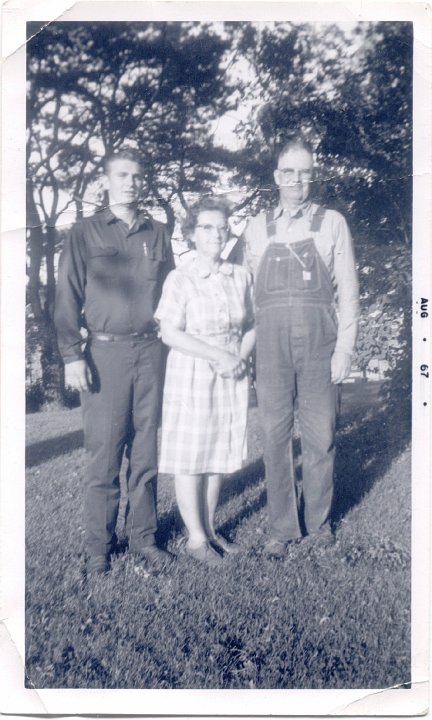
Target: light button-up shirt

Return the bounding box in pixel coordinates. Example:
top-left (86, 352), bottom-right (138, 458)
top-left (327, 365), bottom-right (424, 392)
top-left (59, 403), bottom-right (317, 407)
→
top-left (243, 201), bottom-right (360, 356)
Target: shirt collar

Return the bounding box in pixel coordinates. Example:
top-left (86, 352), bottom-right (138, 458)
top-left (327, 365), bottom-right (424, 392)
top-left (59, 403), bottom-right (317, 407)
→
top-left (274, 200), bottom-right (312, 220)
top-left (194, 257), bottom-right (234, 278)
top-left (102, 207), bottom-right (151, 230)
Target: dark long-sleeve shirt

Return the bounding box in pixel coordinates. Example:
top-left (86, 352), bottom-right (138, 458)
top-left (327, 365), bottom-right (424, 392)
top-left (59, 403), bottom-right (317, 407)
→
top-left (54, 208), bottom-right (174, 363)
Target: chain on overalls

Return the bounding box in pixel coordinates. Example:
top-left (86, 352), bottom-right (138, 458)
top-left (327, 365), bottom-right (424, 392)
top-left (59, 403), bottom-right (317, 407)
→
top-left (255, 206), bottom-right (338, 540)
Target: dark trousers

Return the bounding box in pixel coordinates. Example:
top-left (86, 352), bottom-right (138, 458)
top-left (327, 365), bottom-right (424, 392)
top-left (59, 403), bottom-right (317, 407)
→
top-left (256, 304), bottom-right (338, 541)
top-left (81, 338), bottom-right (163, 557)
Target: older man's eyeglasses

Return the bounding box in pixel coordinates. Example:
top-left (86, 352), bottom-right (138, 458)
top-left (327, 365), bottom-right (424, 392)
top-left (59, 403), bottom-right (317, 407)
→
top-left (277, 168), bottom-right (312, 180)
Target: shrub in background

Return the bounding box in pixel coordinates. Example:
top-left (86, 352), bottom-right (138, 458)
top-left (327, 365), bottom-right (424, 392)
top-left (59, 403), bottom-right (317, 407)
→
top-left (26, 380), bottom-right (46, 414)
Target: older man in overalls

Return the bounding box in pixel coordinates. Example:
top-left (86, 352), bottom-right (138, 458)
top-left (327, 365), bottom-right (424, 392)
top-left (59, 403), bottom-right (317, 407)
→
top-left (243, 137), bottom-right (359, 557)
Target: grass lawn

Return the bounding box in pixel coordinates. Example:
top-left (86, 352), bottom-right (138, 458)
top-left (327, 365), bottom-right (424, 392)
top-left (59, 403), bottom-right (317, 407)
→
top-left (25, 381), bottom-right (411, 689)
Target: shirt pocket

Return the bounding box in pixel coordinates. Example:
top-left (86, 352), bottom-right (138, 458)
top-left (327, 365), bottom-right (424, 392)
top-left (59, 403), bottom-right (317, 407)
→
top-left (88, 246), bottom-right (119, 278)
top-left (142, 243), bottom-right (164, 280)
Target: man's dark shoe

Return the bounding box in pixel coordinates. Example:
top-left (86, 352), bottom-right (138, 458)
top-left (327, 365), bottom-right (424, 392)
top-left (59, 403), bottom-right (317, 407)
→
top-left (263, 538), bottom-right (287, 559)
top-left (131, 545), bottom-right (175, 569)
top-left (87, 554), bottom-right (110, 577)
top-left (304, 523), bottom-right (335, 548)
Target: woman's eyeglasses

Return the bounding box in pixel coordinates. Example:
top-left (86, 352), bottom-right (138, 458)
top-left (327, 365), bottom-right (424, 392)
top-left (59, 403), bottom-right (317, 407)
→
top-left (196, 224), bottom-right (229, 234)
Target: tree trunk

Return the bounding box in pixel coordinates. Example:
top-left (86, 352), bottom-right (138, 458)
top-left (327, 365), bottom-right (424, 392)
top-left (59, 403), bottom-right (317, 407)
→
top-left (40, 224), bottom-right (64, 403)
top-left (45, 225), bottom-right (57, 317)
top-left (38, 319), bottom-right (64, 404)
top-left (26, 180), bottom-right (44, 320)
top-left (157, 197), bottom-right (175, 236)
top-left (26, 182), bottom-right (65, 404)
top-left (75, 197), bottom-right (84, 220)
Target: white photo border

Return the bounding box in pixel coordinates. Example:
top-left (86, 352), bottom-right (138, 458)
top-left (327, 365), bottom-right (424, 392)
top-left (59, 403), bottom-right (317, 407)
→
top-left (1, 1), bottom-right (430, 716)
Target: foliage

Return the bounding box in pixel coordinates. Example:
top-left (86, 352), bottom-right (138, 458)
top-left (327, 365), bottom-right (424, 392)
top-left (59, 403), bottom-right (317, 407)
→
top-left (27, 22), bottom-right (242, 219)
top-left (233, 21), bottom-right (412, 401)
top-left (355, 238), bottom-right (411, 372)
top-left (62, 386), bottom-right (81, 409)
top-left (26, 21), bottom-right (412, 404)
top-left (26, 380), bottom-right (46, 414)
top-left (26, 380), bottom-right (80, 413)
top-left (236, 22), bottom-right (412, 242)
top-left (26, 21), bottom-right (241, 398)
top-left (378, 308), bottom-right (412, 435)
top-left (25, 389), bottom-right (410, 689)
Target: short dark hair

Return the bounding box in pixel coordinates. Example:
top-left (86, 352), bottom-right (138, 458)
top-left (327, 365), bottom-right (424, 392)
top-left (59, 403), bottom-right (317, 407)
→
top-left (182, 195), bottom-right (231, 247)
top-left (276, 135), bottom-right (314, 166)
top-left (103, 148), bottom-right (143, 173)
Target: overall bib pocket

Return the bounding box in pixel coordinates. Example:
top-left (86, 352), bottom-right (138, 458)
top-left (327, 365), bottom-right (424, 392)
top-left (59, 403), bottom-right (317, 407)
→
top-left (262, 239), bottom-right (322, 294)
top-left (288, 238), bottom-right (322, 292)
top-left (264, 254), bottom-right (291, 293)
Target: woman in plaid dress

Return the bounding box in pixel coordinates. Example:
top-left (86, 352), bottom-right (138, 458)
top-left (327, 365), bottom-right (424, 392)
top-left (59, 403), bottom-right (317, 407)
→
top-left (155, 197), bottom-right (256, 566)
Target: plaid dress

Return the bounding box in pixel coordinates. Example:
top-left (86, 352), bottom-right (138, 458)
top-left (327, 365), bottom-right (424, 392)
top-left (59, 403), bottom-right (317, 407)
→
top-left (155, 258), bottom-right (254, 474)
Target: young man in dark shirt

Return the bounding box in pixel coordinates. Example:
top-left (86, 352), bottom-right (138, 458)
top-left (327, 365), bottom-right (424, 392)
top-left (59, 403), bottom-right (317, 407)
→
top-left (55, 149), bottom-right (175, 577)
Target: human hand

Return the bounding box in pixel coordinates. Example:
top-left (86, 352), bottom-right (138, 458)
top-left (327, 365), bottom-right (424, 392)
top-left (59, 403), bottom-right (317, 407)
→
top-left (64, 359), bottom-right (92, 392)
top-left (213, 350), bottom-right (245, 379)
top-left (331, 351), bottom-right (351, 385)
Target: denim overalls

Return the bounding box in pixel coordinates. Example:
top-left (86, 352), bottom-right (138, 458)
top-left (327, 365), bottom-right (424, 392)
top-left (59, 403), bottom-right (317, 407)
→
top-left (255, 206), bottom-right (338, 541)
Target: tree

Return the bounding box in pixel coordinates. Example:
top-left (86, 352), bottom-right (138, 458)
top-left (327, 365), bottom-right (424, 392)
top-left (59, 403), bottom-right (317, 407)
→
top-left (26, 21), bottom-right (242, 401)
top-left (231, 22), bottom-right (412, 240)
top-left (26, 20), bottom-right (413, 411)
top-left (230, 21), bottom-right (412, 412)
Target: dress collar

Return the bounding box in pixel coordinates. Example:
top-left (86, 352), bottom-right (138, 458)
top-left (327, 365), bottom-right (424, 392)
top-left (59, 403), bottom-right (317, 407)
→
top-left (189, 257), bottom-right (234, 279)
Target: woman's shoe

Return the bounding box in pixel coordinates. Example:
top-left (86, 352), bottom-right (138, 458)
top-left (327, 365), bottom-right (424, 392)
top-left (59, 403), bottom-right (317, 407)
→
top-left (263, 538), bottom-right (286, 559)
top-left (211, 534), bottom-right (242, 555)
top-left (185, 542), bottom-right (224, 566)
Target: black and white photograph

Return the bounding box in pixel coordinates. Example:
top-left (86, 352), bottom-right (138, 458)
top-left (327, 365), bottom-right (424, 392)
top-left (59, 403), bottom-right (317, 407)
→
top-left (0, 1), bottom-right (430, 716)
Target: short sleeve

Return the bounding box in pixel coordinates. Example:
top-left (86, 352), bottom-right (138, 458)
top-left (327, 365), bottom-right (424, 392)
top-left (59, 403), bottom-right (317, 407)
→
top-left (241, 213), bottom-right (268, 277)
top-left (154, 269), bottom-right (187, 330)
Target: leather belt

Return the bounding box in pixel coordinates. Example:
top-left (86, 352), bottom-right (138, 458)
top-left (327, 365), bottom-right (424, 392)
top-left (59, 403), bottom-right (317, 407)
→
top-left (91, 331), bottom-right (158, 342)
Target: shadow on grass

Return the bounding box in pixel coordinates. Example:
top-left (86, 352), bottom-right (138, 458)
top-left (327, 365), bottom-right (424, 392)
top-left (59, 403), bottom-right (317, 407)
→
top-left (156, 381), bottom-right (411, 545)
top-left (26, 430), bottom-right (84, 468)
top-left (156, 459), bottom-right (266, 545)
top-left (221, 458), bottom-right (265, 503)
top-left (332, 383), bottom-right (411, 523)
top-left (26, 381), bottom-right (411, 545)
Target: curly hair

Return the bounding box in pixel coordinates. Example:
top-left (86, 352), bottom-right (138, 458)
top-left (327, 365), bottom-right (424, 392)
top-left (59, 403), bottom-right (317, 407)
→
top-left (182, 195), bottom-right (231, 248)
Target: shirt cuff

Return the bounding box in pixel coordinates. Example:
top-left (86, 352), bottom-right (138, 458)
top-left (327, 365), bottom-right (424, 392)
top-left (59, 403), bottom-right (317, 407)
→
top-left (63, 352), bottom-right (84, 364)
top-left (333, 348), bottom-right (352, 359)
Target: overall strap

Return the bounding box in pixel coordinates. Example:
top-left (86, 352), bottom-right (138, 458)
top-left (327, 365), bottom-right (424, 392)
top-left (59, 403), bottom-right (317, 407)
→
top-left (265, 208), bottom-right (277, 239)
top-left (310, 205), bottom-right (326, 233)
top-left (267, 205), bottom-right (326, 237)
